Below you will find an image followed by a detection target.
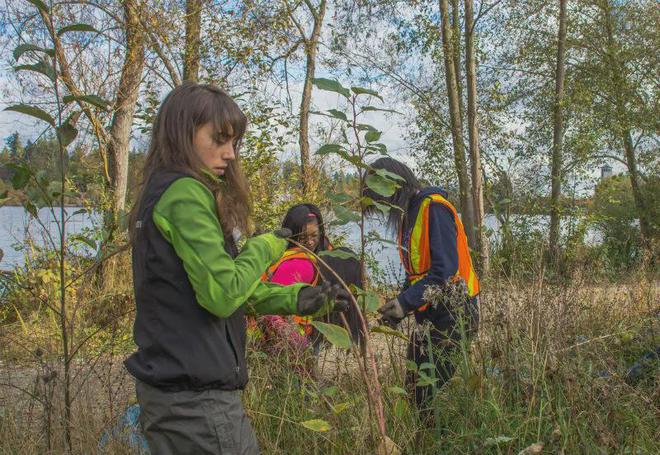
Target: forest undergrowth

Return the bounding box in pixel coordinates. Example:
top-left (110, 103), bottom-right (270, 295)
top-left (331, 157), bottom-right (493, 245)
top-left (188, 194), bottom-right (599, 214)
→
top-left (0, 253), bottom-right (658, 454)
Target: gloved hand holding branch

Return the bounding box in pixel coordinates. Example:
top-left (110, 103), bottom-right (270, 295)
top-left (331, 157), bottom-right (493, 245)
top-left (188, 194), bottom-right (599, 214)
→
top-left (297, 281), bottom-right (350, 317)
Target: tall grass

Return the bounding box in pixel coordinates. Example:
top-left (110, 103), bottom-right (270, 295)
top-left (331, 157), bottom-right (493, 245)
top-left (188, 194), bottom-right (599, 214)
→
top-left (1, 254), bottom-right (658, 454)
top-left (246, 274), bottom-right (659, 454)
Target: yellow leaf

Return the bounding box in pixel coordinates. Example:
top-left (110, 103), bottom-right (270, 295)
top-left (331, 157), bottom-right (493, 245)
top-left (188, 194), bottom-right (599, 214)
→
top-left (376, 435), bottom-right (401, 455)
top-left (301, 419), bottom-right (330, 432)
top-left (518, 442), bottom-right (544, 455)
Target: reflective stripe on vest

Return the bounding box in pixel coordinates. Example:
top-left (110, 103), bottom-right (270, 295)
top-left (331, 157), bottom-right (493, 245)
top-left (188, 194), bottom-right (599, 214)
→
top-left (261, 248), bottom-right (319, 333)
top-left (398, 194), bottom-right (480, 310)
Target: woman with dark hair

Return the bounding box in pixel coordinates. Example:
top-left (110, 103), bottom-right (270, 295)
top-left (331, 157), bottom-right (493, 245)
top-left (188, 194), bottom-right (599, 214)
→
top-left (258, 204), bottom-right (328, 351)
top-left (125, 82), bottom-right (348, 454)
top-left (363, 157), bottom-right (480, 416)
top-left (259, 204), bottom-right (365, 355)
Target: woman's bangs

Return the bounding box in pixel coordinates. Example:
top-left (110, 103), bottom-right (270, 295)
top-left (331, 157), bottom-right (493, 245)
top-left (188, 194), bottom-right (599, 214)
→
top-left (209, 93), bottom-right (247, 145)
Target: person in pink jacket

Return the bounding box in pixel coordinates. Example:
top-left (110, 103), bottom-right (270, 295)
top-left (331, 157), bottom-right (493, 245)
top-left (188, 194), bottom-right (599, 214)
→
top-left (257, 204), bottom-right (330, 354)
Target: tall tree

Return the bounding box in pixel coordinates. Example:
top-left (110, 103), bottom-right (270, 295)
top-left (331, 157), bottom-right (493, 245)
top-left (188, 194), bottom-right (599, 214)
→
top-left (183, 0), bottom-right (202, 82)
top-left (548, 0), bottom-right (568, 265)
top-left (451, 0), bottom-right (464, 122)
top-left (439, 0), bottom-right (475, 245)
top-left (108, 0), bottom-right (145, 214)
top-left (464, 0), bottom-right (488, 273)
top-left (286, 0), bottom-right (327, 192)
top-left (599, 0), bottom-right (652, 247)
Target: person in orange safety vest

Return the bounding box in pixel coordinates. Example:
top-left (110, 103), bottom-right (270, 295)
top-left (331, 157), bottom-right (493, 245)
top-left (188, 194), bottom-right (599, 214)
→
top-left (363, 157), bottom-right (480, 417)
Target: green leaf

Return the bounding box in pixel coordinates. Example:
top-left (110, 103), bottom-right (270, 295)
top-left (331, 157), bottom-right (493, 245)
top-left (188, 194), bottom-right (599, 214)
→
top-left (5, 104), bottom-right (55, 126)
top-left (311, 321), bottom-right (351, 349)
top-left (315, 143), bottom-right (344, 155)
top-left (312, 78), bottom-right (350, 98)
top-left (387, 386), bottom-right (408, 396)
top-left (375, 168), bottom-right (406, 182)
top-left (405, 360), bottom-right (418, 372)
top-left (366, 143), bottom-right (388, 154)
top-left (13, 44), bottom-right (54, 61)
top-left (26, 0), bottom-right (49, 13)
top-left (419, 362), bottom-right (435, 371)
top-left (416, 371), bottom-right (438, 387)
top-left (62, 94), bottom-right (110, 110)
top-left (319, 249), bottom-right (358, 261)
top-left (351, 86), bottom-right (383, 101)
top-left (56, 122), bottom-right (78, 147)
top-left (362, 290), bottom-right (380, 312)
top-left (365, 173), bottom-right (399, 197)
top-left (365, 130), bottom-right (382, 143)
top-left (331, 402), bottom-right (351, 415)
top-left (328, 193), bottom-right (353, 204)
top-left (10, 165), bottom-right (31, 190)
top-left (372, 199), bottom-right (392, 215)
top-left (311, 110), bottom-right (348, 122)
top-left (70, 234), bottom-right (96, 250)
top-left (339, 152), bottom-right (369, 169)
top-left (0, 190), bottom-right (9, 207)
top-left (327, 109), bottom-right (348, 121)
top-left (301, 419), bottom-right (331, 432)
top-left (330, 204), bottom-right (360, 226)
top-left (362, 106), bottom-right (402, 114)
top-left (57, 23), bottom-right (97, 36)
top-left (24, 201), bottom-right (38, 218)
top-left (371, 325), bottom-right (409, 341)
top-left (356, 123), bottom-right (377, 131)
top-left (393, 398), bottom-right (409, 418)
top-left (14, 60), bottom-right (56, 82)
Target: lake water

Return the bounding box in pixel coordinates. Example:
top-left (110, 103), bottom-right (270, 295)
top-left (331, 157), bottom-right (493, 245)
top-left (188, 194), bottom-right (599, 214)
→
top-left (0, 206), bottom-right (99, 270)
top-left (0, 206), bottom-right (600, 280)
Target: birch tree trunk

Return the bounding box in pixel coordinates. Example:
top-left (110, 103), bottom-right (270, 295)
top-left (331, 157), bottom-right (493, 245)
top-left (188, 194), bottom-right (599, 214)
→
top-left (548, 0), bottom-right (568, 266)
top-left (108, 0), bottom-right (145, 214)
top-left (439, 0), bottom-right (475, 245)
top-left (298, 0), bottom-right (326, 192)
top-left (451, 0), bottom-right (464, 122)
top-left (464, 0), bottom-right (488, 274)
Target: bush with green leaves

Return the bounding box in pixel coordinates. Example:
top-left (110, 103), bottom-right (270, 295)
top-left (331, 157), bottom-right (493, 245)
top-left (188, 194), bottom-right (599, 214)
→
top-left (590, 175), bottom-right (644, 272)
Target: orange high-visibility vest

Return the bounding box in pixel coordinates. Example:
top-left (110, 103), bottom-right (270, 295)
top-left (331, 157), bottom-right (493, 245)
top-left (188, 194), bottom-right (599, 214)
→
top-left (398, 193), bottom-right (480, 311)
top-left (262, 248), bottom-right (319, 335)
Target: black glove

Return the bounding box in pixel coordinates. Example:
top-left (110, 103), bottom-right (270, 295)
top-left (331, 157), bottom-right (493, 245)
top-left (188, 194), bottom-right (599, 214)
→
top-left (297, 282), bottom-right (350, 316)
top-left (378, 297), bottom-right (406, 328)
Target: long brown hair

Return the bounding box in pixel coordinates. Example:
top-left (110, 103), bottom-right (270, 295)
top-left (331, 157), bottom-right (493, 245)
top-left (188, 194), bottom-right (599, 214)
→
top-left (130, 82), bottom-right (252, 242)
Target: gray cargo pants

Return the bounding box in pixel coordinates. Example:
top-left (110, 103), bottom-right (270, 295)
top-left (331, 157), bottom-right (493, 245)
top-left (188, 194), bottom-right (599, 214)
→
top-left (136, 380), bottom-right (260, 455)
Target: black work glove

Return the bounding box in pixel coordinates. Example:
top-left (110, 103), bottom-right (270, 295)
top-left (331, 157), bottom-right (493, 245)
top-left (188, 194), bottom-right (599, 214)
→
top-left (377, 297), bottom-right (406, 328)
top-left (297, 282), bottom-right (351, 317)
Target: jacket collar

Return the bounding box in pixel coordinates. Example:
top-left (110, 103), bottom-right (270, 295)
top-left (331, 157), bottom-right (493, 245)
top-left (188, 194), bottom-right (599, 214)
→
top-left (412, 186), bottom-right (449, 204)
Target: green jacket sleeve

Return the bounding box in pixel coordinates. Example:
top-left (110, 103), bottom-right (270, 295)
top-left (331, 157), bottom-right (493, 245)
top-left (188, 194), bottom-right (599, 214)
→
top-left (246, 281), bottom-right (307, 316)
top-left (152, 177), bottom-right (300, 318)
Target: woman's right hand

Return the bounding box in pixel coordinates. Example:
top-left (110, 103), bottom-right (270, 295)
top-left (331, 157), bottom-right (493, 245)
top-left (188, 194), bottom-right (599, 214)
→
top-left (296, 282), bottom-right (350, 316)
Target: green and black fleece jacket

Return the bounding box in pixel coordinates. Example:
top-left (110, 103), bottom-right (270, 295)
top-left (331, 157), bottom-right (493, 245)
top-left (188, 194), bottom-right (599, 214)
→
top-left (152, 176), bottom-right (306, 316)
top-left (125, 172), bottom-right (306, 391)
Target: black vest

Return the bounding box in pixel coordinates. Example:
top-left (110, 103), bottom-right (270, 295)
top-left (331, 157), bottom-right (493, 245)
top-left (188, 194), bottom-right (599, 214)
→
top-left (124, 171), bottom-right (248, 391)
